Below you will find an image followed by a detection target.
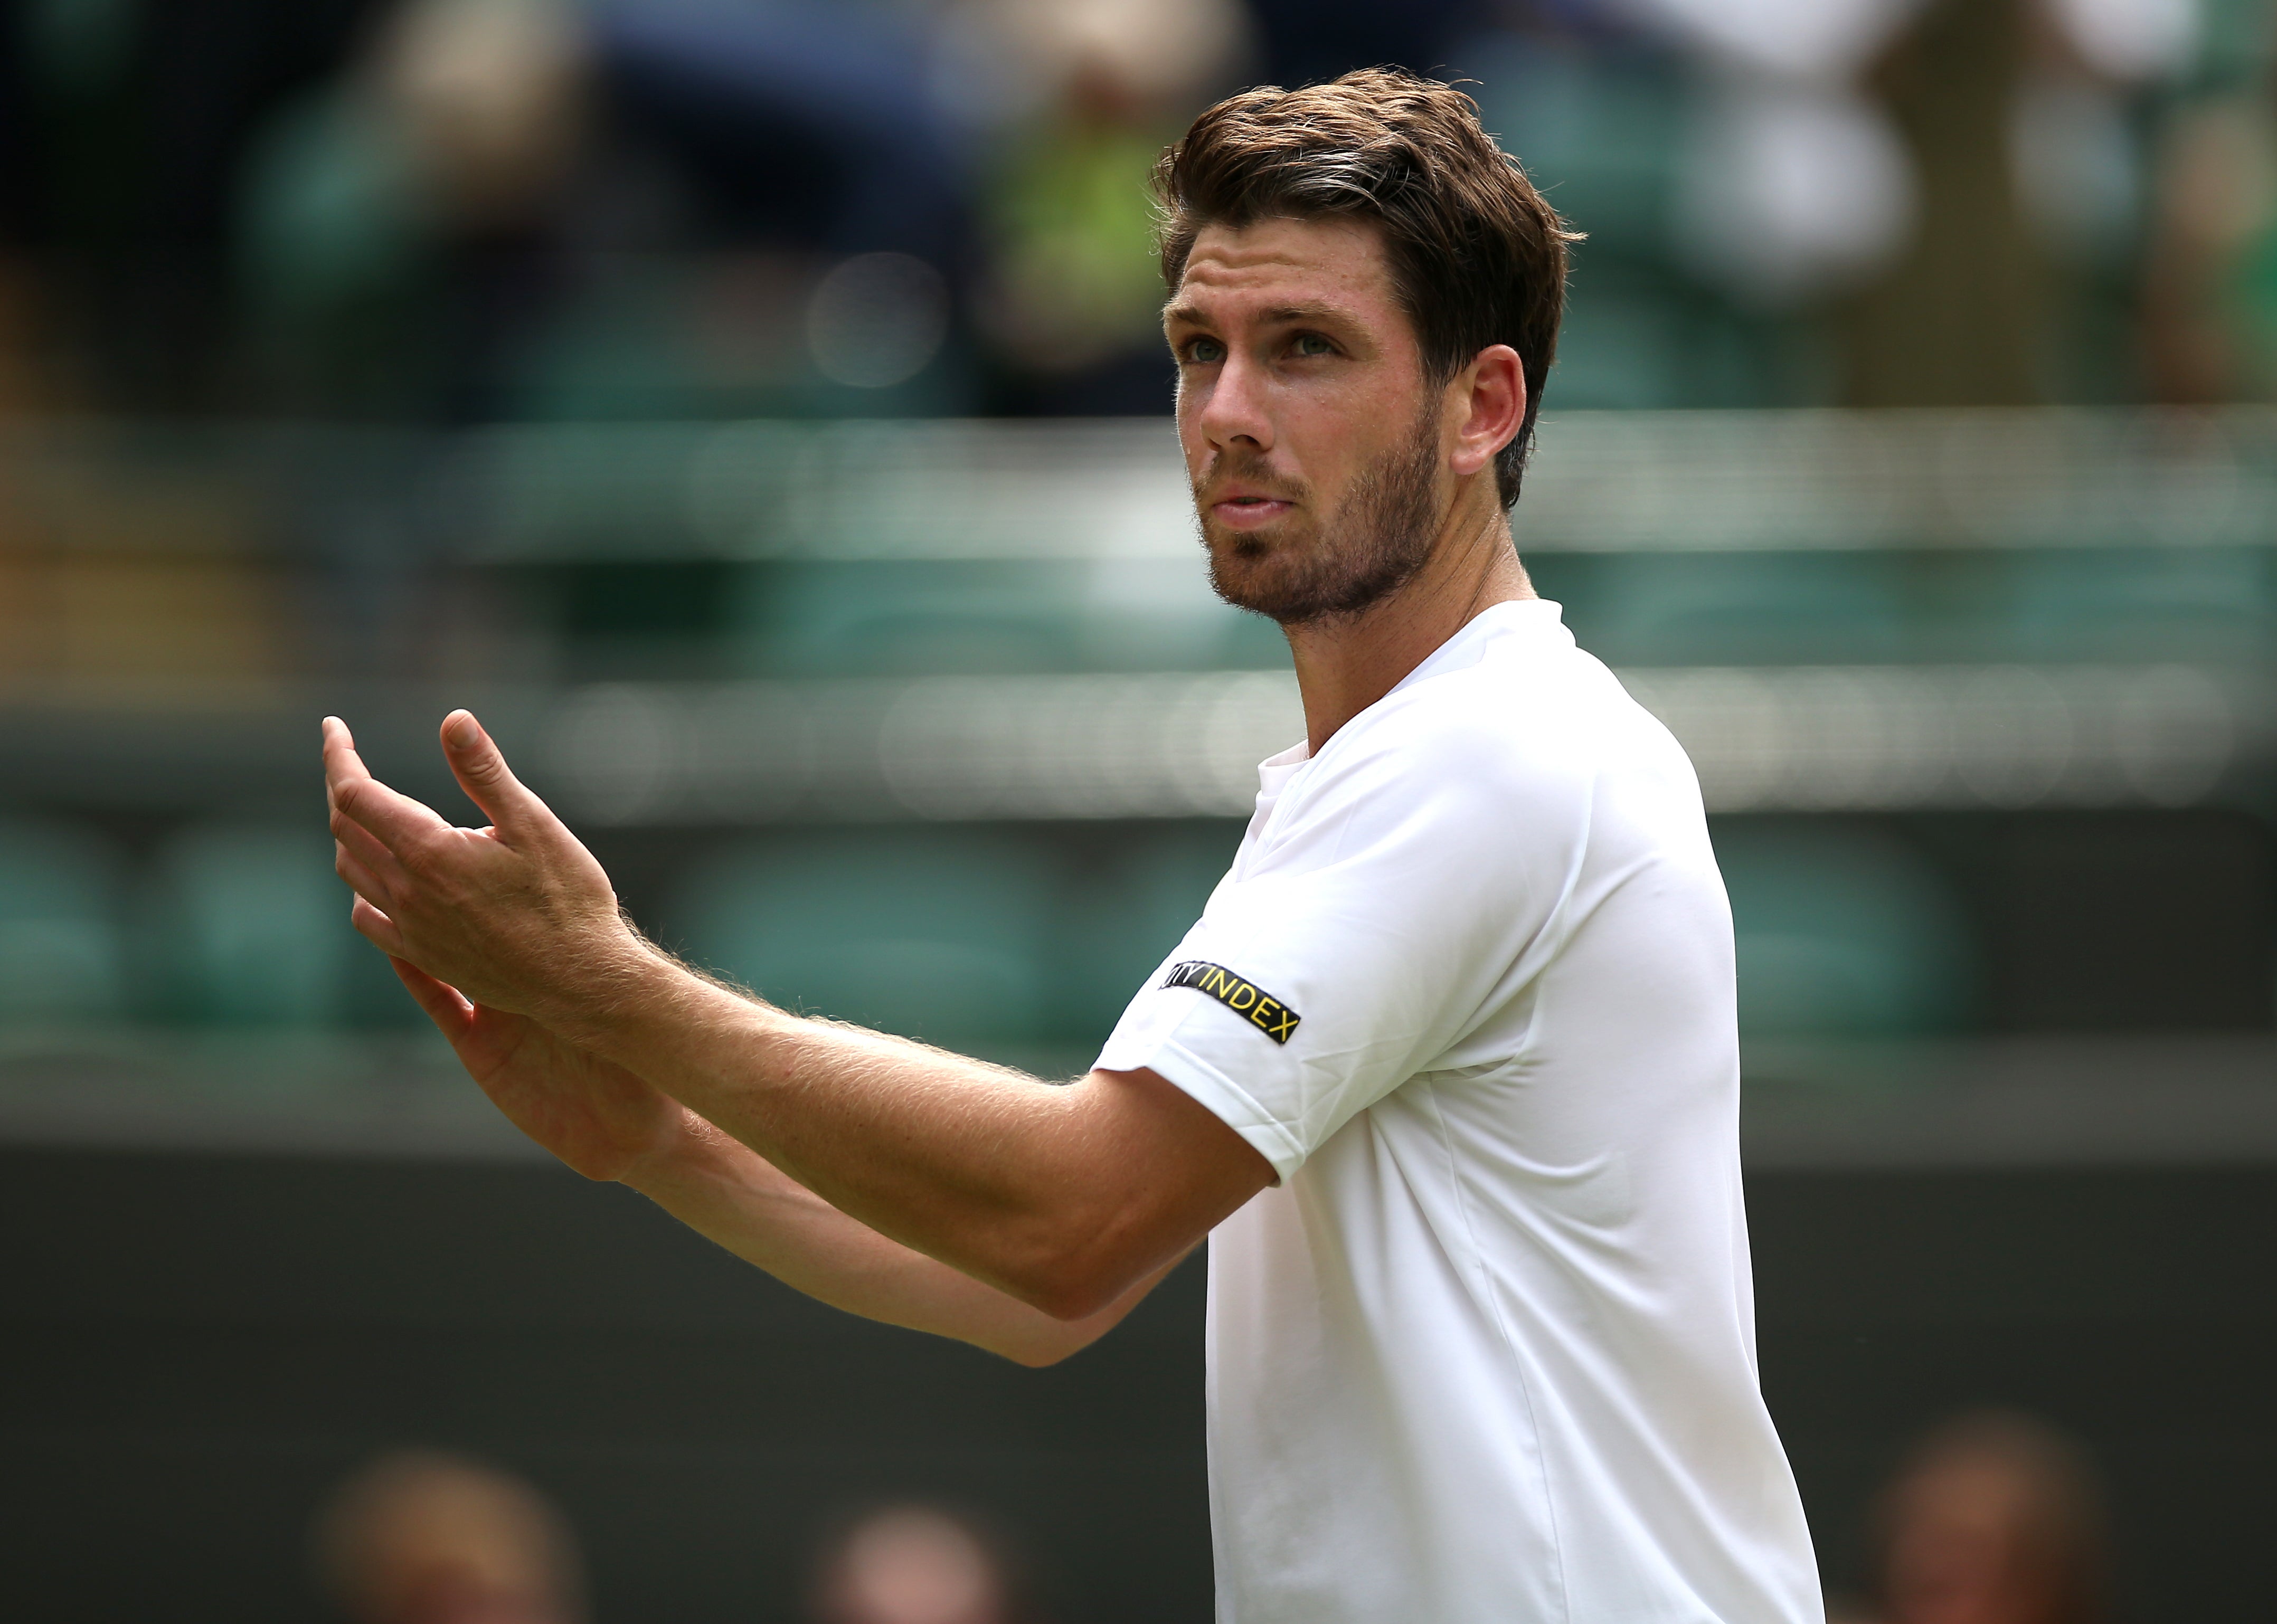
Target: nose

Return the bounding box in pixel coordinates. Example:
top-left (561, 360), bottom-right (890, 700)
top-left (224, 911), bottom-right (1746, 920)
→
top-left (1188, 346), bottom-right (1273, 461)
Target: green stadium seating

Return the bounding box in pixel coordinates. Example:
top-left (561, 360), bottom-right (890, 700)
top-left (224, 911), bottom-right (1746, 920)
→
top-left (1586, 552), bottom-right (1909, 666)
top-left (0, 818), bottom-right (128, 1024)
top-left (738, 561), bottom-right (1091, 677)
top-left (736, 558), bottom-right (1289, 678)
top-left (1714, 821), bottom-right (1977, 1038)
top-left (2007, 548), bottom-right (2274, 663)
top-left (147, 823), bottom-right (355, 1026)
top-left (668, 829), bottom-right (1062, 1049)
top-left (1051, 823), bottom-right (1244, 1050)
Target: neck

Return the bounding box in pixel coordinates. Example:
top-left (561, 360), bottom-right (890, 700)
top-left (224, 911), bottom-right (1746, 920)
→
top-left (1282, 478), bottom-right (1534, 755)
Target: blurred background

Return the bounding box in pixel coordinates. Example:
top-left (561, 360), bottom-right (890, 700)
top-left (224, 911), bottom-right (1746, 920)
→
top-left (1, 0), bottom-right (2273, 1619)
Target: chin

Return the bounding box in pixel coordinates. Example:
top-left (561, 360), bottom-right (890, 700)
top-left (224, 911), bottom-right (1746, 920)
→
top-left (1205, 553), bottom-right (1300, 619)
top-left (1204, 511), bottom-right (1311, 560)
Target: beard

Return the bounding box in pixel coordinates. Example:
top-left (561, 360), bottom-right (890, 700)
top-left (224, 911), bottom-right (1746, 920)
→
top-left (1194, 409), bottom-right (1446, 627)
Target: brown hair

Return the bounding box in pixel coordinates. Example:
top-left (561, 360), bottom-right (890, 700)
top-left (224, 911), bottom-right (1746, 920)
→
top-left (1154, 68), bottom-right (1579, 507)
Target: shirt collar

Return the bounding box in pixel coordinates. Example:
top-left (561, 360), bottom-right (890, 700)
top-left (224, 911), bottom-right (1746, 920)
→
top-left (1254, 598), bottom-right (1570, 787)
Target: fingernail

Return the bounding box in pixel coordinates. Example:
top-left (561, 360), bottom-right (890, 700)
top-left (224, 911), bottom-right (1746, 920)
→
top-left (446, 713), bottom-right (478, 748)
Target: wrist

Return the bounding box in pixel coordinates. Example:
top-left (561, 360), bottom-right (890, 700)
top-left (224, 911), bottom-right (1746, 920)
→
top-left (553, 928), bottom-right (779, 1077)
top-left (614, 1100), bottom-right (720, 1190)
top-left (540, 923), bottom-right (681, 1048)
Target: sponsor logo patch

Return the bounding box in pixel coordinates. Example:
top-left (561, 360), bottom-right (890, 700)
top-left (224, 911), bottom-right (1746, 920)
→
top-left (1160, 960), bottom-right (1301, 1045)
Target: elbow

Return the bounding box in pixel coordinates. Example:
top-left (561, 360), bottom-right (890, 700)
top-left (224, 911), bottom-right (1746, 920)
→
top-left (1023, 1264), bottom-right (1125, 1325)
top-left (970, 1258), bottom-right (1121, 1366)
top-left (996, 1195), bottom-right (1172, 1323)
top-left (997, 1271), bottom-right (1126, 1365)
top-left (1001, 1336), bottom-right (1084, 1370)
top-left (1003, 1239), bottom-right (1132, 1325)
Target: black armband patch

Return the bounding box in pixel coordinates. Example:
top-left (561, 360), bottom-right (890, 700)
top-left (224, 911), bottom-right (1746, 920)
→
top-left (1161, 961), bottom-right (1301, 1045)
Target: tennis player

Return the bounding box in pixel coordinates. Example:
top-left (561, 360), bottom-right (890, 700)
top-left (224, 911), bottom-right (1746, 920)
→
top-left (325, 69), bottom-right (1822, 1624)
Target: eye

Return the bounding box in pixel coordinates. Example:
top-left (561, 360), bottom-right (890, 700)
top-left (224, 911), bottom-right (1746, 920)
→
top-left (1182, 337), bottom-right (1226, 364)
top-left (1292, 333), bottom-right (1336, 357)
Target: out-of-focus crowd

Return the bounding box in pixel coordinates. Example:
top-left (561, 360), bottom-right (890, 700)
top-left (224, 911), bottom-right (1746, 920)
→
top-left (314, 1409), bottom-right (2118, 1623)
top-left (3, 0), bottom-right (2277, 424)
top-left (316, 1450), bottom-right (1052, 1624)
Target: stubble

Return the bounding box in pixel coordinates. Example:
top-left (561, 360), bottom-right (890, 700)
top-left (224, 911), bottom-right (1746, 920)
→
top-left (1195, 410), bottom-right (1445, 627)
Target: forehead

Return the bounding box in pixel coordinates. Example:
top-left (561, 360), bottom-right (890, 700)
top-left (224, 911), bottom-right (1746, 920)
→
top-left (1169, 216), bottom-right (1399, 320)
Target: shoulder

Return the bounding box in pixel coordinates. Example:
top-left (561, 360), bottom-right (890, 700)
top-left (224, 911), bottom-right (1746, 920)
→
top-left (1268, 649), bottom-right (1628, 865)
top-left (1339, 640), bottom-right (1649, 794)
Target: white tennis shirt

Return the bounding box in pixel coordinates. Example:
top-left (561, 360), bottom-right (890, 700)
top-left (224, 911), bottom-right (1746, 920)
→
top-left (1097, 600), bottom-right (1822, 1624)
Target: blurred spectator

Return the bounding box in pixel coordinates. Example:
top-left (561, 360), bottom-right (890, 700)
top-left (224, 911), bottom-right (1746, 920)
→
top-left (1838, 0), bottom-right (2052, 405)
top-left (1243, 0), bottom-right (1487, 90)
top-left (593, 0), bottom-right (966, 264)
top-left (809, 1503), bottom-right (1039, 1624)
top-left (959, 0), bottom-right (1249, 413)
top-left (314, 1449), bottom-right (587, 1624)
top-left (0, 0), bottom-right (2257, 420)
top-left (3, 0), bottom-right (379, 411)
top-left (238, 0), bottom-right (1000, 418)
top-left (2143, 85), bottom-right (2277, 396)
top-left (1454, 0), bottom-right (1916, 409)
top-left (566, 0), bottom-right (984, 417)
top-left (237, 0), bottom-right (593, 415)
top-left (1633, 0), bottom-right (1922, 311)
top-left (1508, 0), bottom-right (2196, 406)
top-left (1836, 0), bottom-right (2197, 405)
top-left (2010, 0), bottom-right (2198, 404)
top-left (2143, 0), bottom-right (2277, 399)
top-left (1863, 1410), bottom-right (2115, 1624)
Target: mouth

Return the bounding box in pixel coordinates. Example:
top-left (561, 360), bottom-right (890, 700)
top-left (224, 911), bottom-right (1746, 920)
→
top-left (1208, 493), bottom-right (1295, 530)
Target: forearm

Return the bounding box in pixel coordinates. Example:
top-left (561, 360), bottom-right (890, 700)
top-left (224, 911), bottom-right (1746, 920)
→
top-left (562, 948), bottom-right (1206, 1318)
top-left (323, 710), bottom-right (1255, 1320)
top-left (625, 1113), bottom-right (1163, 1365)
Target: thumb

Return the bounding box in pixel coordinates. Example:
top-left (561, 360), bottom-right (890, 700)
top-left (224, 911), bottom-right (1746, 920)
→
top-left (439, 710), bottom-right (550, 836)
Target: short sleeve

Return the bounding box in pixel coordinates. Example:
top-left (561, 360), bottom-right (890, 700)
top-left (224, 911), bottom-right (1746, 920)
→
top-left (1095, 701), bottom-right (1588, 1181)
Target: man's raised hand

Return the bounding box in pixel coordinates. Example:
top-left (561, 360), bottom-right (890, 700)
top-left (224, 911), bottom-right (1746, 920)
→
top-left (323, 710), bottom-right (643, 1023)
top-left (390, 956), bottom-right (689, 1182)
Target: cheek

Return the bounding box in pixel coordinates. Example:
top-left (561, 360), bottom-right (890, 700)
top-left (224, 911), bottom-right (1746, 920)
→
top-left (1278, 376), bottom-right (1405, 491)
top-left (1174, 382), bottom-right (1210, 464)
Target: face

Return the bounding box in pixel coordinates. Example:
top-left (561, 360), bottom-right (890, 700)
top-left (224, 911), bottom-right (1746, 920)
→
top-left (384, 1566), bottom-right (568, 1624)
top-left (824, 1508), bottom-right (1005, 1624)
top-left (1165, 216), bottom-right (1453, 624)
top-left (1882, 1459), bottom-right (2063, 1624)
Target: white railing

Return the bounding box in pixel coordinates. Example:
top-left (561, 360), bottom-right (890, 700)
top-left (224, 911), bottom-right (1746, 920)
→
top-left (536, 662), bottom-right (2259, 823)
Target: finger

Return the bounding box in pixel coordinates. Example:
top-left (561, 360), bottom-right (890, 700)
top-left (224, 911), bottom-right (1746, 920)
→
top-left (319, 715), bottom-right (384, 813)
top-left (319, 716), bottom-right (390, 818)
top-left (349, 895), bottom-right (408, 956)
top-left (331, 811), bottom-right (411, 897)
top-left (333, 841), bottom-right (396, 911)
top-left (391, 957), bottom-right (476, 1040)
top-left (439, 710), bottom-right (554, 842)
top-left (326, 735), bottom-right (458, 858)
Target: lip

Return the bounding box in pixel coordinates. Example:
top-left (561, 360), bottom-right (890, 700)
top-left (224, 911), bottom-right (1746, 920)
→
top-left (1208, 491), bottom-right (1295, 529)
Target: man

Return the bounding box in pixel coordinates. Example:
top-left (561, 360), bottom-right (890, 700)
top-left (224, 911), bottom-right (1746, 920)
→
top-left (326, 69), bottom-right (1823, 1624)
top-left (314, 1450), bottom-right (587, 1624)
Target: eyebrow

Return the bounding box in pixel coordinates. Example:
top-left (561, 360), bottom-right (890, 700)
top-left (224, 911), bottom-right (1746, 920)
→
top-left (1162, 299), bottom-right (1363, 330)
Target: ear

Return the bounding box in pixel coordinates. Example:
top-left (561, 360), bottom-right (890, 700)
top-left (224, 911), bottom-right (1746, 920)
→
top-left (1447, 345), bottom-right (1526, 482)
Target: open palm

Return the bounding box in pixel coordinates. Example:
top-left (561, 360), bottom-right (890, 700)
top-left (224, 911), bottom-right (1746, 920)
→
top-left (392, 958), bottom-right (684, 1182)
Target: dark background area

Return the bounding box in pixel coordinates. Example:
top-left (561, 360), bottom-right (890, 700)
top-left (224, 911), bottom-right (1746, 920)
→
top-left (7, 1146), bottom-right (2273, 1622)
top-left (4, 1146), bottom-right (1211, 1623)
